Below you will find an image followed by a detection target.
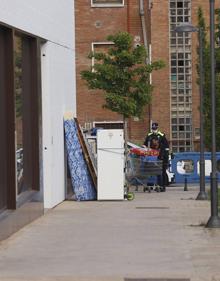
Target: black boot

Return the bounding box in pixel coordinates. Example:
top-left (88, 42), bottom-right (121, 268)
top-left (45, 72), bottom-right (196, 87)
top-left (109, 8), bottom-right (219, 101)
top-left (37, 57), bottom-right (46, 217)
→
top-left (160, 186), bottom-right (166, 192)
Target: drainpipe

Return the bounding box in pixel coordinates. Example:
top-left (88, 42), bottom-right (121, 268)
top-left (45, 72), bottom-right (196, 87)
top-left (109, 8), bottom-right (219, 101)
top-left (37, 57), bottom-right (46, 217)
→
top-left (127, 0), bottom-right (130, 33)
top-left (139, 0), bottom-right (149, 61)
top-left (139, 0), bottom-right (151, 128)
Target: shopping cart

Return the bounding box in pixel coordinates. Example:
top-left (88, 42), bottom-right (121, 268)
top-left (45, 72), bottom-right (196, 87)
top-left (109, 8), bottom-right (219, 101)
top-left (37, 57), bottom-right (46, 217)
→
top-left (125, 152), bottom-right (163, 193)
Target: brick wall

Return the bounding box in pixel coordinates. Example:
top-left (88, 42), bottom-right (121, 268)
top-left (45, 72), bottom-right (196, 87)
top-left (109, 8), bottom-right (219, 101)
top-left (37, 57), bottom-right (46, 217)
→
top-left (75, 0), bottom-right (151, 143)
top-left (75, 0), bottom-right (218, 147)
top-left (75, 0), bottom-right (127, 125)
top-left (150, 0), bottom-right (170, 140)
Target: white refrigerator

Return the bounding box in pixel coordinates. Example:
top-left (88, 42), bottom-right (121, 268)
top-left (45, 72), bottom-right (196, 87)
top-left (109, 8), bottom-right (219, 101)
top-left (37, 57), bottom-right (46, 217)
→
top-left (97, 129), bottom-right (124, 200)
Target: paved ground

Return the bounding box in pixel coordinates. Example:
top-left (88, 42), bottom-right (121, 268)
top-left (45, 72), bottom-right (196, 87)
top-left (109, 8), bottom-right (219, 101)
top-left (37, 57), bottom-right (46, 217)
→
top-left (0, 185), bottom-right (220, 281)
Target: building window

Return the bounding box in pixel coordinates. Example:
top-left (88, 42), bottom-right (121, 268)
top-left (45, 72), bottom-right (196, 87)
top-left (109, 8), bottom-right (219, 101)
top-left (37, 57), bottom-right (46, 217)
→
top-left (91, 42), bottom-right (114, 67)
top-left (194, 127), bottom-right (200, 140)
top-left (93, 121), bottom-right (124, 129)
top-left (177, 2), bottom-right (183, 8)
top-left (0, 26), bottom-right (14, 210)
top-left (0, 26), bottom-right (41, 211)
top-left (169, 0), bottom-right (193, 152)
top-left (91, 0), bottom-right (124, 7)
top-left (14, 35), bottom-right (25, 195)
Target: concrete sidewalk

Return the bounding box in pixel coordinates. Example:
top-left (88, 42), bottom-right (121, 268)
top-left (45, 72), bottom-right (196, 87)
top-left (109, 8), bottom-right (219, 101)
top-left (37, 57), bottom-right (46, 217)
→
top-left (0, 186), bottom-right (220, 281)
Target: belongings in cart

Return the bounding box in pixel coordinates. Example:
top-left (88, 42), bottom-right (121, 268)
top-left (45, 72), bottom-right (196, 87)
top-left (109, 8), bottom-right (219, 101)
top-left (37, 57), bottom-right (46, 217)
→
top-left (126, 151), bottom-right (162, 193)
top-left (129, 147), bottom-right (159, 157)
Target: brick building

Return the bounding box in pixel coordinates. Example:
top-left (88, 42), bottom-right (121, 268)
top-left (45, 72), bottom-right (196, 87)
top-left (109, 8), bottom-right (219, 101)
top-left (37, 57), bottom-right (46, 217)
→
top-left (75, 0), bottom-right (216, 152)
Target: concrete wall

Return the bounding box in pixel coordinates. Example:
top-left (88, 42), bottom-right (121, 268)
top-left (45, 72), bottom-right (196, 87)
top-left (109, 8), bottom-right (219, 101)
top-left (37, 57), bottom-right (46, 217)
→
top-left (0, 0), bottom-right (76, 209)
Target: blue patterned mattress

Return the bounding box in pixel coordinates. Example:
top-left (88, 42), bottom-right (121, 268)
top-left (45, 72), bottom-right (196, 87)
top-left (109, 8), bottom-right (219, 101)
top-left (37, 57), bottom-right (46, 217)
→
top-left (64, 119), bottom-right (97, 201)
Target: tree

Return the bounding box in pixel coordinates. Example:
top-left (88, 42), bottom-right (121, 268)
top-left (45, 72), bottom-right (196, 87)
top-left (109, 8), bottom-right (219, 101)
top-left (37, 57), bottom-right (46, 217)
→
top-left (215, 9), bottom-right (220, 152)
top-left (81, 31), bottom-right (164, 144)
top-left (197, 8), bottom-right (220, 151)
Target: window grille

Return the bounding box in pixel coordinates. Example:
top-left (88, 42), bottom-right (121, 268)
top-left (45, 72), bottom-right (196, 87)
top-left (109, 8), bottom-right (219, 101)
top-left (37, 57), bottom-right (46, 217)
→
top-left (169, 0), bottom-right (193, 152)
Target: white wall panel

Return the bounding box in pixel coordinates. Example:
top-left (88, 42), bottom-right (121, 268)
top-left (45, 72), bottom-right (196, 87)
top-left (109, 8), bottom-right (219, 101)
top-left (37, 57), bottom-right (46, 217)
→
top-left (42, 42), bottom-right (76, 208)
top-left (0, 0), bottom-right (76, 209)
top-left (0, 0), bottom-right (75, 48)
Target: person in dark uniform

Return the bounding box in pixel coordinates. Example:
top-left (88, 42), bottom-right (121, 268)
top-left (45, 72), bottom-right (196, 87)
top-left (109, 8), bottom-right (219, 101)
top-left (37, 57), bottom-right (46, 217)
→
top-left (143, 122), bottom-right (169, 191)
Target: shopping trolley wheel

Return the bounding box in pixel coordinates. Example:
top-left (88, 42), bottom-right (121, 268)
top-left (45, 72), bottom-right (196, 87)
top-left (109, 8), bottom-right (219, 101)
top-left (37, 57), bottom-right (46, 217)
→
top-left (127, 192), bottom-right (135, 201)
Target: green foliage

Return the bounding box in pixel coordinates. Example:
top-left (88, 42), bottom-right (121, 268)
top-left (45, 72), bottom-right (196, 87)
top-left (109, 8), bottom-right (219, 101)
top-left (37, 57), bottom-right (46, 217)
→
top-left (197, 8), bottom-right (220, 151)
top-left (81, 31), bottom-right (164, 119)
top-left (14, 41), bottom-right (22, 118)
top-left (215, 9), bottom-right (220, 150)
top-left (197, 7), bottom-right (207, 44)
top-left (215, 8), bottom-right (220, 44)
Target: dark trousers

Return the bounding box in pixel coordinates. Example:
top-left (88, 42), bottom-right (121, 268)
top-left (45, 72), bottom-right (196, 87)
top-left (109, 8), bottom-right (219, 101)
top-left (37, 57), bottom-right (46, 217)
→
top-left (157, 161), bottom-right (168, 189)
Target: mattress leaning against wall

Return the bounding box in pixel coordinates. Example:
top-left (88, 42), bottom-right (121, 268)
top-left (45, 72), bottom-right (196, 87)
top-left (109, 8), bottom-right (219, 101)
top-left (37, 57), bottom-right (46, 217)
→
top-left (64, 116), bottom-right (97, 201)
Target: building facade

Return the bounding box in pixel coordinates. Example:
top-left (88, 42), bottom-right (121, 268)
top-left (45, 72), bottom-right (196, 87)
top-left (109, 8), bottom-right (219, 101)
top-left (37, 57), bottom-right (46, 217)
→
top-left (0, 0), bottom-right (76, 240)
top-left (75, 0), bottom-right (215, 151)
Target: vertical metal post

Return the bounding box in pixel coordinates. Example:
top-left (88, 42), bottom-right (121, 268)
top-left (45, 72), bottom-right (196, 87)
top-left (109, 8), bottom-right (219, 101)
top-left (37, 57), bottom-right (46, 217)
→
top-left (196, 28), bottom-right (208, 200)
top-left (206, 0), bottom-right (220, 228)
top-left (184, 176), bottom-right (188, 191)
